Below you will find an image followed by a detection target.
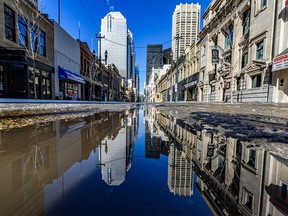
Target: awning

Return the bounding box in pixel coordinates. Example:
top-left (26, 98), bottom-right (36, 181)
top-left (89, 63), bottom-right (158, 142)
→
top-left (58, 66), bottom-right (86, 84)
top-left (272, 48), bottom-right (288, 72)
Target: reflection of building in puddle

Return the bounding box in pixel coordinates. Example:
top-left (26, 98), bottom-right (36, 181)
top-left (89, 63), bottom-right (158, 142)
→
top-left (100, 111), bottom-right (136, 186)
top-left (168, 144), bottom-right (194, 196)
top-left (155, 109), bottom-right (288, 216)
top-left (0, 111), bottom-right (132, 215)
top-left (0, 122), bottom-right (57, 216)
top-left (145, 106), bottom-right (169, 159)
top-left (100, 128), bottom-right (127, 186)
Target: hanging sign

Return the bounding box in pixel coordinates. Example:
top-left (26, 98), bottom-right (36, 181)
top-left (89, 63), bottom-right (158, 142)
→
top-left (212, 49), bottom-right (219, 64)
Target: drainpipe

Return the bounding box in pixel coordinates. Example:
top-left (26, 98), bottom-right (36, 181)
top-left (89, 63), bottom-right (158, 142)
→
top-left (270, 0), bottom-right (278, 84)
top-left (267, 0), bottom-right (278, 103)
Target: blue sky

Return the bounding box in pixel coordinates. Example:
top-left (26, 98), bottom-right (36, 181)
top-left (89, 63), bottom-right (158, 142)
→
top-left (41, 0), bottom-right (210, 94)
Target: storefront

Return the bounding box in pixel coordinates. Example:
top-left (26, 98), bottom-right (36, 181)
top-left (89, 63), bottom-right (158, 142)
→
top-left (58, 66), bottom-right (85, 100)
top-left (0, 48), bottom-right (53, 99)
top-left (184, 73), bottom-right (199, 101)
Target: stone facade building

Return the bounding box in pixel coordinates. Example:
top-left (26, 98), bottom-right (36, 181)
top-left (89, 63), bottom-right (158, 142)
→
top-left (154, 0), bottom-right (288, 103)
top-left (0, 0), bottom-right (54, 99)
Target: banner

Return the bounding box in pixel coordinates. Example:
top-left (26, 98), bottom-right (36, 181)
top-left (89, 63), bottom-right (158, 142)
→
top-left (212, 49), bottom-right (219, 64)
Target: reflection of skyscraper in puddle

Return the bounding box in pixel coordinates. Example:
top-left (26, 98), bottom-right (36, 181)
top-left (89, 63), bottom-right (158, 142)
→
top-left (145, 106), bottom-right (169, 159)
top-left (100, 111), bottom-right (135, 186)
top-left (168, 144), bottom-right (194, 196)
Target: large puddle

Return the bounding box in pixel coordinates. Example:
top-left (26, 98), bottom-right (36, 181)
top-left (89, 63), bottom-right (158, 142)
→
top-left (0, 106), bottom-right (287, 215)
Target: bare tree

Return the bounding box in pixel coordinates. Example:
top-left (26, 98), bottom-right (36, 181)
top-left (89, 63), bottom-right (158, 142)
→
top-left (13, 0), bottom-right (45, 99)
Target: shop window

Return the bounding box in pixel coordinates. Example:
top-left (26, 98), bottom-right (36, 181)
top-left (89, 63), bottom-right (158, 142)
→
top-left (39, 30), bottom-right (46, 56)
top-left (18, 16), bottom-right (27, 46)
top-left (4, 4), bottom-right (16, 42)
top-left (256, 40), bottom-right (264, 60)
top-left (251, 74), bottom-right (261, 88)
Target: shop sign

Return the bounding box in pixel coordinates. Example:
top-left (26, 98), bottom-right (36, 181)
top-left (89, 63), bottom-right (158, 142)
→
top-left (273, 53), bottom-right (288, 72)
top-left (185, 80), bottom-right (198, 88)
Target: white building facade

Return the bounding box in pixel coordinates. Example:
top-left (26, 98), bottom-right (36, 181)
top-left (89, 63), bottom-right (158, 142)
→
top-left (100, 12), bottom-right (128, 79)
top-left (54, 22), bottom-right (84, 100)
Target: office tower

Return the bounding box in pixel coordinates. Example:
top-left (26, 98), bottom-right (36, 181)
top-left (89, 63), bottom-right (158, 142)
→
top-left (168, 145), bottom-right (194, 196)
top-left (172, 3), bottom-right (200, 58)
top-left (100, 12), bottom-right (128, 79)
top-left (127, 30), bottom-right (135, 82)
top-left (146, 44), bottom-right (163, 84)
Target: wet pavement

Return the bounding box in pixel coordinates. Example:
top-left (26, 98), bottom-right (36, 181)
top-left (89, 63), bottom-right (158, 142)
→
top-left (0, 104), bottom-right (287, 215)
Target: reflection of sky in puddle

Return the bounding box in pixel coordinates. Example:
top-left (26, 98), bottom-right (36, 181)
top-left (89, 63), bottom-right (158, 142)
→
top-left (44, 108), bottom-right (212, 215)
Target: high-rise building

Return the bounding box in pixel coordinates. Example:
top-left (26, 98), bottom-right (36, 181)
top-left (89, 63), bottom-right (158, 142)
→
top-left (127, 30), bottom-right (135, 82)
top-left (146, 44), bottom-right (163, 84)
top-left (100, 12), bottom-right (128, 79)
top-left (168, 145), bottom-right (194, 196)
top-left (172, 3), bottom-right (200, 59)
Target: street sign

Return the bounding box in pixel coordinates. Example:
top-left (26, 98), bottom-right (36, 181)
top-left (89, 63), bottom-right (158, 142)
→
top-left (212, 49), bottom-right (219, 64)
top-left (175, 84), bottom-right (178, 92)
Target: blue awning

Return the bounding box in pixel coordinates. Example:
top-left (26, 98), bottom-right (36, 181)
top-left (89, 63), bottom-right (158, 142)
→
top-left (58, 66), bottom-right (86, 84)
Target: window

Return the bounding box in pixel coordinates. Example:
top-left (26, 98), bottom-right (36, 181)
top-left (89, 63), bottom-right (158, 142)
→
top-left (224, 24), bottom-right (234, 49)
top-left (244, 190), bottom-right (254, 211)
top-left (248, 149), bottom-right (256, 168)
top-left (4, 5), bottom-right (16, 42)
top-left (30, 24), bottom-right (37, 51)
top-left (39, 31), bottom-right (46, 56)
top-left (18, 16), bottom-right (27, 46)
top-left (202, 45), bottom-right (206, 56)
top-left (251, 74), bottom-right (261, 88)
top-left (243, 9), bottom-right (250, 36)
top-left (236, 77), bottom-right (241, 90)
top-left (256, 40), bottom-right (264, 60)
top-left (260, 0), bottom-right (267, 9)
top-left (242, 48), bottom-right (249, 68)
top-left (281, 183), bottom-right (287, 201)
